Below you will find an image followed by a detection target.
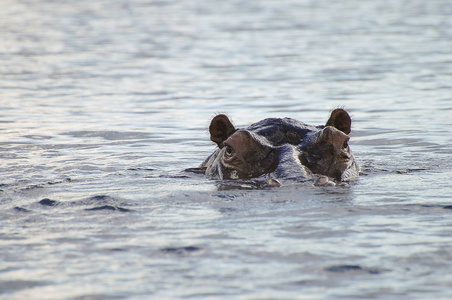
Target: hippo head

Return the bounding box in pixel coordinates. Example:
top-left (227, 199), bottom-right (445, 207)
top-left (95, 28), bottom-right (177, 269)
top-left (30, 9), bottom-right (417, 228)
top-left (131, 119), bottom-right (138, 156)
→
top-left (204, 115), bottom-right (278, 180)
top-left (299, 109), bottom-right (358, 182)
top-left (201, 109), bottom-right (358, 184)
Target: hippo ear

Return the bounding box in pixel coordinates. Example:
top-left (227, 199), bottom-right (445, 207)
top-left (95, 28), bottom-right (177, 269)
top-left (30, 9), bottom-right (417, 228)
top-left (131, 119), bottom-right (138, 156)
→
top-left (325, 109), bottom-right (351, 135)
top-left (209, 114), bottom-right (236, 148)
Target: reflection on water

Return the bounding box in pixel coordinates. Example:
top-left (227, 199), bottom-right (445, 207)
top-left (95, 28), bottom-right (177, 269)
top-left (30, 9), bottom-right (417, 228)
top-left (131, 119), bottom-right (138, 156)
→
top-left (1, 0), bottom-right (452, 298)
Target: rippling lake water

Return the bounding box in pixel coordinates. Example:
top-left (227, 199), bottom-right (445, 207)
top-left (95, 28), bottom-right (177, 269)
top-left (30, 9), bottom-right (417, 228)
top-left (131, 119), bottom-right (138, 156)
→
top-left (1, 0), bottom-right (452, 299)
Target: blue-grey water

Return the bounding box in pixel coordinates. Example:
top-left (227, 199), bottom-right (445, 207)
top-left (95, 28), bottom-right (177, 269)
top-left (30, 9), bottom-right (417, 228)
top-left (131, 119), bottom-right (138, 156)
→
top-left (1, 0), bottom-right (452, 299)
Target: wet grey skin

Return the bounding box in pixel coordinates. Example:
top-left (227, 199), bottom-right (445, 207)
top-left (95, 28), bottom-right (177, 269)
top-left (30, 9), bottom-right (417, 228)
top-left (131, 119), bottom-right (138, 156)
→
top-left (200, 109), bottom-right (359, 186)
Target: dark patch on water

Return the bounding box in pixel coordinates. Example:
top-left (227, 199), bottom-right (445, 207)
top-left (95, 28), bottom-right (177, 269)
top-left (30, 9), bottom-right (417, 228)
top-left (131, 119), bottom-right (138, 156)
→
top-left (324, 265), bottom-right (381, 274)
top-left (23, 184), bottom-right (45, 191)
top-left (216, 180), bottom-right (266, 191)
top-left (160, 246), bottom-right (201, 255)
top-left (73, 294), bottom-right (125, 300)
top-left (219, 207), bottom-right (238, 214)
top-left (0, 280), bottom-right (48, 293)
top-left (21, 178), bottom-right (72, 191)
top-left (158, 174), bottom-right (190, 179)
top-left (215, 194), bottom-right (239, 201)
top-left (80, 195), bottom-right (133, 212)
top-left (271, 199), bottom-right (289, 204)
top-left (14, 206), bottom-right (31, 213)
top-left (127, 167), bottom-right (155, 171)
top-left (23, 135), bottom-right (53, 140)
top-left (89, 195), bottom-right (114, 202)
top-left (395, 168), bottom-right (429, 174)
top-left (143, 173), bottom-right (190, 179)
top-left (416, 204), bottom-right (452, 210)
top-left (359, 164), bottom-right (431, 177)
top-left (109, 248), bottom-right (126, 252)
top-left (39, 198), bottom-right (59, 207)
top-left (184, 167), bottom-right (206, 174)
top-left (48, 178), bottom-right (72, 185)
top-left (85, 205), bottom-right (132, 212)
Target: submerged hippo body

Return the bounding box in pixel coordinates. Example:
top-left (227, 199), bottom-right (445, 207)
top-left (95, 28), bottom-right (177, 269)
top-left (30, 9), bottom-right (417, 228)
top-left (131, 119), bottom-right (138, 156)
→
top-left (200, 109), bottom-right (359, 186)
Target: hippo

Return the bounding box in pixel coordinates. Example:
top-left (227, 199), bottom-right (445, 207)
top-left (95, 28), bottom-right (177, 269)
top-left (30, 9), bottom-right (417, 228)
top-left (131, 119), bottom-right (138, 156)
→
top-left (199, 109), bottom-right (359, 186)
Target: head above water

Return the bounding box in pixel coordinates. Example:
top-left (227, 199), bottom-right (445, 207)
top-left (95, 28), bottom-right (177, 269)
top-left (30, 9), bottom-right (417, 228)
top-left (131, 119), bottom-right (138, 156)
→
top-left (200, 109), bottom-right (359, 185)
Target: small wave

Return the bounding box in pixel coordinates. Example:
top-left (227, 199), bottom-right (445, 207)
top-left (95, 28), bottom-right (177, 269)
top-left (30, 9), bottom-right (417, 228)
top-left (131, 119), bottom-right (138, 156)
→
top-left (14, 206), bottom-right (31, 213)
top-left (324, 265), bottom-right (382, 274)
top-left (75, 195), bottom-right (134, 212)
top-left (0, 280), bottom-right (49, 293)
top-left (127, 167), bottom-right (155, 172)
top-left (21, 178), bottom-right (72, 191)
top-left (160, 246), bottom-right (201, 255)
top-left (84, 205), bottom-right (132, 212)
top-left (62, 130), bottom-right (151, 141)
top-left (184, 167), bottom-right (205, 174)
top-left (38, 198), bottom-right (60, 207)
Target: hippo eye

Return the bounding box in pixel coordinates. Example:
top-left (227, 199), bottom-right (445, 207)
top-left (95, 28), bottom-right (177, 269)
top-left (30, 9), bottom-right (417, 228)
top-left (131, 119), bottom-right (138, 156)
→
top-left (224, 145), bottom-right (234, 157)
top-left (343, 141), bottom-right (348, 149)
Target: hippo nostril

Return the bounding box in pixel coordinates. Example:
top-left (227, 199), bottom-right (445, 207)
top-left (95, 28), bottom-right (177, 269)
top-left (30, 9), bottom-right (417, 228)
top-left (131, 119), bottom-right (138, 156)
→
top-left (339, 151), bottom-right (350, 159)
top-left (229, 169), bottom-right (239, 180)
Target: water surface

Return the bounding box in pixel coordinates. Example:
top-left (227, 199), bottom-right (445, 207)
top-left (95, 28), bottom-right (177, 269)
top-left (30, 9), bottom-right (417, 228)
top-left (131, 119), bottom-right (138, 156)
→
top-left (1, 0), bottom-right (452, 299)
